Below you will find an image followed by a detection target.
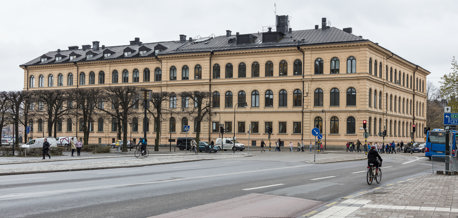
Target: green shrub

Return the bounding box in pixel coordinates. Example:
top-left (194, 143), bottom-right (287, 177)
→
top-left (80, 144), bottom-right (111, 153)
top-left (17, 147), bottom-right (63, 157)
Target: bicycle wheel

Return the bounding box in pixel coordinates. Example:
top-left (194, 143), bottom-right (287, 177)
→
top-left (366, 168), bottom-right (373, 185)
top-left (134, 149), bottom-right (140, 158)
top-left (375, 168), bottom-right (382, 184)
top-left (143, 148), bottom-right (149, 158)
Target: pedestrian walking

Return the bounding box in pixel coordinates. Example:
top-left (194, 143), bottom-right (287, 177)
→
top-left (356, 139), bottom-right (361, 152)
top-left (260, 140), bottom-right (265, 152)
top-left (276, 139), bottom-right (281, 152)
top-left (346, 142), bottom-right (350, 152)
top-left (269, 141), bottom-right (272, 151)
top-left (289, 141), bottom-right (293, 152)
top-left (42, 138), bottom-right (51, 159)
top-left (70, 138), bottom-right (76, 156)
top-left (76, 139), bottom-right (82, 156)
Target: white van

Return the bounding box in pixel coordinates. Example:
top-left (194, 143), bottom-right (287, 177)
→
top-left (215, 138), bottom-right (245, 151)
top-left (57, 136), bottom-right (77, 147)
top-left (21, 138), bottom-right (58, 149)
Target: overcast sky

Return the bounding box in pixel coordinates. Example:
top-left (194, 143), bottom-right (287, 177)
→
top-left (1, 0), bottom-right (456, 91)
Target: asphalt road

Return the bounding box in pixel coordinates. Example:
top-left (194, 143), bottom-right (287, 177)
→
top-left (0, 153), bottom-right (431, 218)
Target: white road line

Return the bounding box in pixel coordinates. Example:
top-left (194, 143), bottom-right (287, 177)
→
top-left (402, 157), bottom-right (421, 165)
top-left (310, 176), bottom-right (336, 181)
top-left (383, 166), bottom-right (392, 169)
top-left (352, 170), bottom-right (366, 174)
top-left (242, 183), bottom-right (284, 191)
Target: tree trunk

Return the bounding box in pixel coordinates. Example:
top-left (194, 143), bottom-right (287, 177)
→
top-left (155, 116), bottom-right (160, 151)
top-left (122, 117), bottom-right (128, 152)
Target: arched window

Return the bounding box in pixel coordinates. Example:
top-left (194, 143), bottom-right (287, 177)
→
top-left (347, 56), bottom-right (356, 73)
top-left (39, 75), bottom-right (44, 87)
top-left (265, 90), bottom-right (273, 107)
top-left (368, 88), bottom-right (372, 107)
top-left (79, 72), bottom-right (85, 85)
top-left (314, 88), bottom-right (323, 107)
top-left (66, 118), bottom-right (71, 132)
top-left (154, 67), bottom-right (162, 81)
top-left (133, 69), bottom-right (139, 82)
top-left (212, 91), bottom-right (220, 108)
top-left (279, 89), bottom-right (287, 107)
top-left (330, 116), bottom-right (339, 134)
top-left (251, 62), bottom-right (260, 77)
top-left (98, 71), bottom-right (105, 84)
top-left (374, 60), bottom-right (378, 77)
top-left (379, 62), bottom-right (382, 78)
top-left (169, 66), bottom-right (177, 81)
top-left (379, 92), bottom-right (382, 109)
top-left (238, 90), bottom-right (246, 107)
top-left (48, 74), bottom-right (54, 87)
top-left (238, 62), bottom-right (246, 78)
top-left (95, 117), bottom-right (104, 132)
top-left (57, 74), bottom-right (63, 86)
top-left (169, 117), bottom-right (176, 133)
top-left (182, 117), bottom-right (188, 132)
top-left (347, 116), bottom-right (356, 134)
top-left (314, 58), bottom-right (323, 74)
top-left (143, 68), bottom-right (150, 82)
top-left (67, 73), bottom-right (73, 86)
top-left (194, 64), bottom-right (202, 80)
top-left (265, 61), bottom-right (273, 77)
top-left (251, 90), bottom-right (259, 107)
top-left (374, 90), bottom-right (377, 108)
top-left (293, 89), bottom-right (302, 106)
top-left (346, 87), bottom-right (356, 106)
top-left (314, 117), bottom-right (323, 133)
top-left (169, 94), bottom-right (177, 108)
top-left (213, 64), bottom-right (220, 79)
top-left (225, 91), bottom-right (233, 108)
top-left (368, 58), bottom-right (372, 75)
top-left (293, 59), bottom-right (302, 75)
top-left (89, 71), bottom-right (95, 84)
top-left (112, 70), bottom-right (118, 84)
top-left (225, 63), bottom-right (233, 78)
top-left (182, 65), bottom-right (189, 80)
top-left (29, 75), bottom-right (35, 88)
top-left (131, 117), bottom-right (138, 132)
top-left (330, 57), bottom-right (340, 74)
top-left (330, 88), bottom-right (340, 106)
top-left (122, 69), bottom-right (129, 83)
top-left (279, 60), bottom-right (287, 76)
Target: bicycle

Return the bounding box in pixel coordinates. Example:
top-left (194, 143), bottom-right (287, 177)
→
top-left (366, 162), bottom-right (382, 185)
top-left (134, 145), bottom-right (149, 158)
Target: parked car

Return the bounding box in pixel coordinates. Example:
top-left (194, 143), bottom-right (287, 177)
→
top-left (198, 141), bottom-right (220, 153)
top-left (57, 136), bottom-right (77, 147)
top-left (21, 137), bottom-right (58, 149)
top-left (1, 139), bottom-right (11, 146)
top-left (176, 137), bottom-right (194, 150)
top-left (112, 140), bottom-right (133, 149)
top-left (215, 138), bottom-right (245, 151)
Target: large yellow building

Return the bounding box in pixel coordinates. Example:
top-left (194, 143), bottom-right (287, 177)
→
top-left (21, 16), bottom-right (429, 148)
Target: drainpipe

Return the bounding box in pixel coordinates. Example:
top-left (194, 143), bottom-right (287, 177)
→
top-left (412, 65), bottom-right (418, 144)
top-left (297, 45), bottom-right (305, 148)
top-left (208, 51), bottom-right (214, 143)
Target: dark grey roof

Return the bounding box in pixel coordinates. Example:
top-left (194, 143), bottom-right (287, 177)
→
top-left (21, 27), bottom-right (367, 66)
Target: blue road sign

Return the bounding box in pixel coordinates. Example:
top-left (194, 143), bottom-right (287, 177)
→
top-left (312, 128), bottom-right (320, 136)
top-left (444, 113), bottom-right (458, 125)
top-left (317, 134), bottom-right (323, 140)
top-left (184, 125), bottom-right (190, 132)
top-left (26, 126), bottom-right (30, 134)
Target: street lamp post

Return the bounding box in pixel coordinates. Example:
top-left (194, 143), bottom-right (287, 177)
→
top-left (321, 109), bottom-right (327, 150)
top-left (140, 89), bottom-right (149, 145)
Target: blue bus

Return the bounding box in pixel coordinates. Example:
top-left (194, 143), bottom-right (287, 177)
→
top-left (425, 129), bottom-right (457, 160)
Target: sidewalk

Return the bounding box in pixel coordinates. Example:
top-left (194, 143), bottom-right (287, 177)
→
top-left (307, 174), bottom-right (458, 217)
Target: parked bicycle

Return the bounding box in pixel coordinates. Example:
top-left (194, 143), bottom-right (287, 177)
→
top-left (366, 162), bottom-right (382, 185)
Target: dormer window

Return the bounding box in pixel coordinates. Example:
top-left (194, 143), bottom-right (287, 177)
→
top-left (55, 56), bottom-right (62, 61)
top-left (87, 54), bottom-right (93, 59)
top-left (139, 50), bottom-right (147, 55)
top-left (104, 53), bottom-right (111, 58)
top-left (69, 56), bottom-right (76, 61)
top-left (41, 58), bottom-right (47, 63)
top-left (124, 52), bottom-right (131, 57)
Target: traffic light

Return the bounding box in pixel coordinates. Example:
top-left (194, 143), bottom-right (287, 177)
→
top-left (363, 120), bottom-right (367, 130)
top-left (412, 124), bottom-right (416, 133)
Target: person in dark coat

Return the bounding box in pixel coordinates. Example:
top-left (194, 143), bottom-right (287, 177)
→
top-left (42, 138), bottom-right (51, 159)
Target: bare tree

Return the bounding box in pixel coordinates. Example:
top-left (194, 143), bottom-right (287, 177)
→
top-left (98, 86), bottom-right (139, 152)
top-left (0, 92), bottom-right (11, 145)
top-left (426, 82), bottom-right (445, 128)
top-left (33, 90), bottom-right (69, 137)
top-left (146, 91), bottom-right (169, 151)
top-left (5, 91), bottom-right (28, 154)
top-left (73, 88), bottom-right (102, 146)
top-left (180, 91), bottom-right (211, 144)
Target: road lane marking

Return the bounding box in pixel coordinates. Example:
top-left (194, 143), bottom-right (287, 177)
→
top-left (242, 183), bottom-right (284, 191)
top-left (326, 202), bottom-right (337, 207)
top-left (352, 170), bottom-right (366, 174)
top-left (402, 157), bottom-right (421, 165)
top-left (383, 166), bottom-right (392, 169)
top-left (310, 176), bottom-right (336, 181)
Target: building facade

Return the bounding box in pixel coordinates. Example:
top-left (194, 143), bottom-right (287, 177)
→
top-left (21, 16), bottom-right (429, 148)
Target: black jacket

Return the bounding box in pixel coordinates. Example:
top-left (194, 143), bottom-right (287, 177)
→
top-left (43, 141), bottom-right (50, 151)
top-left (368, 149), bottom-right (382, 162)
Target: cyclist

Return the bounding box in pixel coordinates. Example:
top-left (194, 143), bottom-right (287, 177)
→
top-left (368, 145), bottom-right (383, 173)
top-left (139, 138), bottom-right (147, 156)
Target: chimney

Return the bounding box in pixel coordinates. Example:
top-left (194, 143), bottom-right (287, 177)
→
top-left (92, 41), bottom-right (100, 50)
top-left (288, 28), bottom-right (292, 33)
top-left (68, 46), bottom-right (79, 50)
top-left (321, 17), bottom-right (327, 29)
top-left (226, 30), bottom-right (232, 37)
top-left (276, 15), bottom-right (289, 34)
top-left (189, 37), bottom-right (193, 42)
top-left (82, 45), bottom-right (91, 50)
top-left (343, 27), bottom-right (353, 34)
top-left (102, 45), bottom-right (105, 49)
top-left (130, 37), bottom-right (142, 45)
top-left (57, 49), bottom-right (61, 53)
top-left (315, 25), bottom-right (319, 30)
top-left (268, 27), bottom-right (272, 32)
top-left (179, 34), bottom-right (186, 42)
